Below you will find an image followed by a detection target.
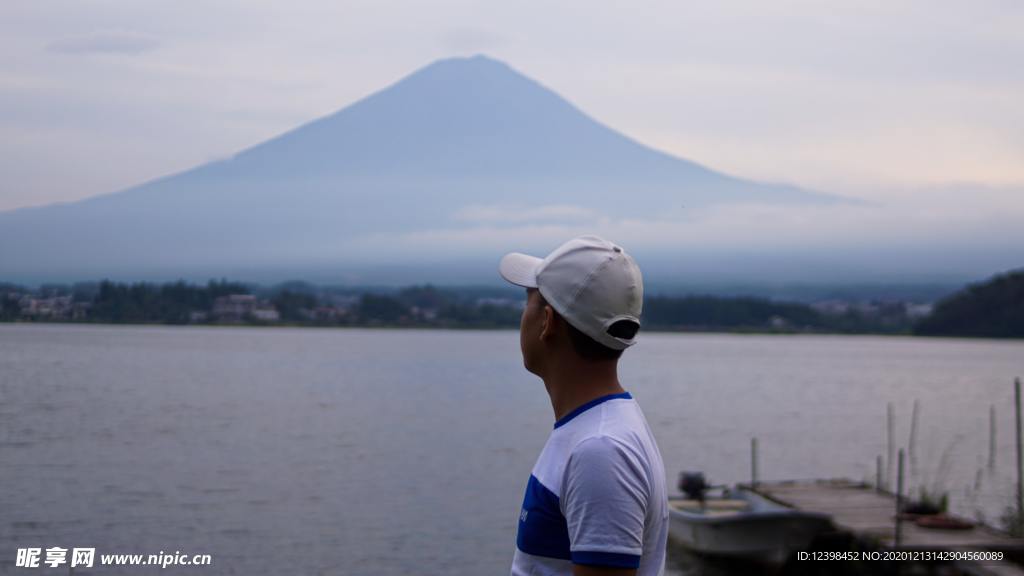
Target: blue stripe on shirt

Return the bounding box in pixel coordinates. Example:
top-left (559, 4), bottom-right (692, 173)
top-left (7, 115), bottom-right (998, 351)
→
top-left (572, 550), bottom-right (642, 568)
top-left (516, 474), bottom-right (571, 560)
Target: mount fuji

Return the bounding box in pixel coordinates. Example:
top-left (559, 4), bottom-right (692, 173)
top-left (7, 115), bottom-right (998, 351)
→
top-left (0, 55), bottom-right (839, 284)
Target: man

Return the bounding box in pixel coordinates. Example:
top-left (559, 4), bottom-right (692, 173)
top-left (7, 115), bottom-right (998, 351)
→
top-left (499, 235), bottom-right (668, 576)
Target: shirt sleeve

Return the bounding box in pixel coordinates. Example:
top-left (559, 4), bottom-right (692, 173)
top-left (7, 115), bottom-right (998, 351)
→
top-left (561, 434), bottom-right (649, 568)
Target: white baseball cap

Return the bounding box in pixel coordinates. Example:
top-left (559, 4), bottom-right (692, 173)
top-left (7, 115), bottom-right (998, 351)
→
top-left (498, 235), bottom-right (643, 350)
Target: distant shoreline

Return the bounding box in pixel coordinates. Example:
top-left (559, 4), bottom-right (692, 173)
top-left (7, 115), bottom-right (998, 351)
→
top-left (8, 318), bottom-right (1021, 341)
top-left (5, 272), bottom-right (1022, 339)
top-left (1, 280), bottom-right (929, 337)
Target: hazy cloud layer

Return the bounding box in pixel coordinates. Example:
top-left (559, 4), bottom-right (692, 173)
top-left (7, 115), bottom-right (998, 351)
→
top-left (348, 184), bottom-right (1024, 277)
top-left (452, 204), bottom-right (599, 224)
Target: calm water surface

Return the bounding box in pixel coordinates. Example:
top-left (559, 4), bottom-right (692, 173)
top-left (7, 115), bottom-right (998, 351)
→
top-left (1, 324), bottom-right (1022, 574)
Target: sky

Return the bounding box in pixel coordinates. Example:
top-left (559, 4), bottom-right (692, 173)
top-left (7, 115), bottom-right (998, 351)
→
top-left (1, 1), bottom-right (1023, 287)
top-left (1, 0), bottom-right (1022, 210)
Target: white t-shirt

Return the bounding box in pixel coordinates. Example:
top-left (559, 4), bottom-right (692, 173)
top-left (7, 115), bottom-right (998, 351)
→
top-left (511, 391), bottom-right (668, 575)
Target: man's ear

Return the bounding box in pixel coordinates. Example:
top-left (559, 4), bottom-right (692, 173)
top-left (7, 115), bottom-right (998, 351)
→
top-left (540, 303), bottom-right (557, 343)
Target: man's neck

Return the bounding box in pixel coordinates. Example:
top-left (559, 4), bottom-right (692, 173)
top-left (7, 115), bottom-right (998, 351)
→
top-left (543, 359), bottom-right (624, 424)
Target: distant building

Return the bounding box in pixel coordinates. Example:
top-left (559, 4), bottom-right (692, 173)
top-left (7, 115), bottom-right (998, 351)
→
top-left (250, 308), bottom-right (280, 322)
top-left (410, 306), bottom-right (438, 321)
top-left (905, 303), bottom-right (933, 319)
top-left (19, 295), bottom-right (74, 319)
top-left (212, 294), bottom-right (256, 322)
top-left (211, 294), bottom-right (279, 323)
top-left (476, 297), bottom-right (523, 309)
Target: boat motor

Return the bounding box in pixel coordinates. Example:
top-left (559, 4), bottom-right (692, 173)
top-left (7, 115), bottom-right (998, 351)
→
top-left (678, 471), bottom-right (709, 502)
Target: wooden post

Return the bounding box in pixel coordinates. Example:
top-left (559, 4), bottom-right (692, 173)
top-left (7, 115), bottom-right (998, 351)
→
top-left (751, 437), bottom-right (759, 489)
top-left (876, 455), bottom-right (883, 493)
top-left (895, 449), bottom-right (905, 546)
top-left (909, 399), bottom-right (919, 478)
top-left (887, 402), bottom-right (895, 490)
top-left (1016, 378), bottom-right (1022, 535)
top-left (990, 404), bottom-right (997, 472)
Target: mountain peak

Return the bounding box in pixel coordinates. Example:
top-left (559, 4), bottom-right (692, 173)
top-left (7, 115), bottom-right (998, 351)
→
top-left (225, 51), bottom-right (620, 178)
top-left (427, 53), bottom-right (510, 68)
top-left (419, 53), bottom-right (514, 72)
top-left (381, 53), bottom-right (542, 101)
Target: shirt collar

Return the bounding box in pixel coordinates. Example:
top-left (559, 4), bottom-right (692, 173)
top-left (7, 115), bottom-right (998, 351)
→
top-left (553, 391), bottom-right (632, 429)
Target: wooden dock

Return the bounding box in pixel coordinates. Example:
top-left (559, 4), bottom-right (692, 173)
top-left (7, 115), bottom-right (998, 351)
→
top-left (750, 479), bottom-right (1024, 575)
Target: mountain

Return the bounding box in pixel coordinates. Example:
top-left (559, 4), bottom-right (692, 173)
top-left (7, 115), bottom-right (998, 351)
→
top-left (0, 54), bottom-right (839, 284)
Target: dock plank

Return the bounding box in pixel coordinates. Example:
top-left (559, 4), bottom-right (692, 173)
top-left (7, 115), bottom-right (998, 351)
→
top-left (751, 479), bottom-right (1024, 574)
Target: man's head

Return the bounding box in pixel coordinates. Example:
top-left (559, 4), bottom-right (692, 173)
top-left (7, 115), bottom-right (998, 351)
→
top-left (499, 236), bottom-right (643, 376)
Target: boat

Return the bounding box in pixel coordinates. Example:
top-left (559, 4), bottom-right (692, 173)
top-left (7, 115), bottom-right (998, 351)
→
top-left (668, 472), bottom-right (833, 563)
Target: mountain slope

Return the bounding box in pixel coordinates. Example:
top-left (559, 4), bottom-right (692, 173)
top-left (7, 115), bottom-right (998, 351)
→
top-left (0, 55), bottom-right (837, 282)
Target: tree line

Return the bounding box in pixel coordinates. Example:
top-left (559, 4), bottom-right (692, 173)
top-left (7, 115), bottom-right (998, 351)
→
top-left (914, 269), bottom-right (1024, 338)
top-left (0, 278), bottom-right (931, 334)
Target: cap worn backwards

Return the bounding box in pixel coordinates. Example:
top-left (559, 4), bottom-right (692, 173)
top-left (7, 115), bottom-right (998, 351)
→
top-left (499, 235), bottom-right (643, 350)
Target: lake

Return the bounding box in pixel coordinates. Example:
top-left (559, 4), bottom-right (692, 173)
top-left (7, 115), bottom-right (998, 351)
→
top-left (2, 324), bottom-right (1022, 574)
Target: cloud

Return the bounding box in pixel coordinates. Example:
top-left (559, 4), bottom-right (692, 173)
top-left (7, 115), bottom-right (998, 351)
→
top-left (46, 31), bottom-right (159, 55)
top-left (348, 184), bottom-right (1024, 265)
top-left (452, 204), bottom-right (600, 224)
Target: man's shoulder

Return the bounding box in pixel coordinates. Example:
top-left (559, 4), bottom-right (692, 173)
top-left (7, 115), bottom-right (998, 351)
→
top-left (562, 400), bottom-right (664, 488)
top-left (567, 434), bottom-right (635, 470)
top-left (567, 432), bottom-right (648, 475)
top-left (568, 399), bottom-right (653, 449)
